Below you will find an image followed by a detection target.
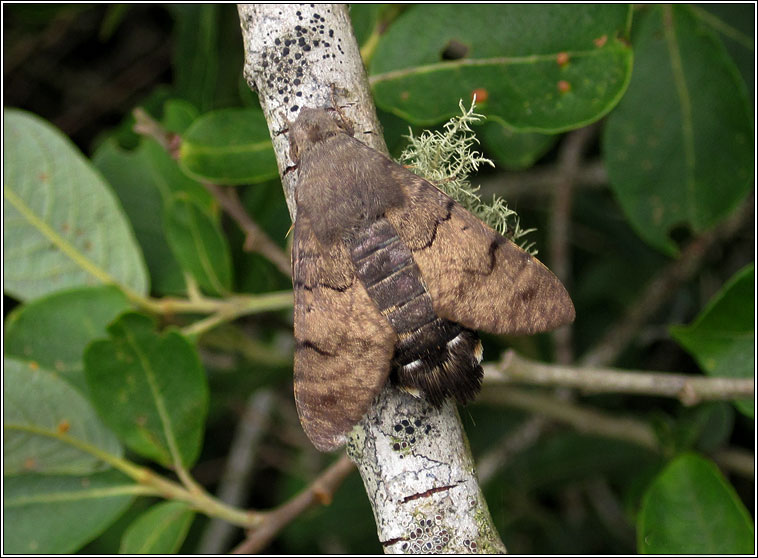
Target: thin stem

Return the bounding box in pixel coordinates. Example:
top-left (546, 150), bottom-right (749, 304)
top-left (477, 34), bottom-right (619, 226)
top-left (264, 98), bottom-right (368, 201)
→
top-left (198, 390), bottom-right (275, 554)
top-left (133, 107), bottom-right (291, 278)
top-left (549, 124), bottom-right (597, 364)
top-left (487, 351), bottom-right (754, 406)
top-left (203, 183), bottom-right (292, 277)
top-left (231, 455), bottom-right (356, 554)
top-left (6, 423), bottom-right (263, 528)
top-left (181, 290), bottom-right (293, 337)
top-left (580, 195), bottom-right (754, 367)
top-left (477, 385), bottom-right (660, 451)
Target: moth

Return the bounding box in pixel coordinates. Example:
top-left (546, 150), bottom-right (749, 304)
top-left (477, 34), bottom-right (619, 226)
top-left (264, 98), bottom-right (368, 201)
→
top-left (288, 107), bottom-right (575, 451)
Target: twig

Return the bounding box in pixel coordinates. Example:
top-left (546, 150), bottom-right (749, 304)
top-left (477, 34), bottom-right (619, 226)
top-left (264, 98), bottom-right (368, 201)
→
top-left (479, 159), bottom-right (607, 200)
top-left (180, 291), bottom-right (293, 338)
top-left (133, 108), bottom-right (292, 277)
top-left (711, 448), bottom-right (755, 479)
top-left (579, 195), bottom-right (754, 368)
top-left (203, 183), bottom-right (292, 277)
top-left (476, 415), bottom-right (549, 485)
top-left (486, 351), bottom-right (754, 406)
top-left (477, 384), bottom-right (660, 450)
top-left (198, 390), bottom-right (275, 554)
top-left (476, 381), bottom-right (754, 480)
top-left (230, 455), bottom-right (356, 554)
top-left (549, 124), bottom-right (597, 364)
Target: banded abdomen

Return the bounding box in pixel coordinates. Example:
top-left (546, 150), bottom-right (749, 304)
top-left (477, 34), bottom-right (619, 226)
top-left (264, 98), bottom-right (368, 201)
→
top-left (349, 217), bottom-right (483, 406)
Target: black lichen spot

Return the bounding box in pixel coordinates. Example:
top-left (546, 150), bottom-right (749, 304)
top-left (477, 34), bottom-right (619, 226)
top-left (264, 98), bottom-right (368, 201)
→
top-left (290, 105), bottom-right (299, 112)
top-left (393, 442), bottom-right (401, 451)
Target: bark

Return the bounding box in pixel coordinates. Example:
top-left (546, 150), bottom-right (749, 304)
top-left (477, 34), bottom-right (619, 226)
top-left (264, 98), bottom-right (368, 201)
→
top-left (237, 4), bottom-right (505, 553)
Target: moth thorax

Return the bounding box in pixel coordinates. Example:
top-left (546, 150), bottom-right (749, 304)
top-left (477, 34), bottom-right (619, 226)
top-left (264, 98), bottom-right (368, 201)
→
top-left (348, 217), bottom-right (484, 407)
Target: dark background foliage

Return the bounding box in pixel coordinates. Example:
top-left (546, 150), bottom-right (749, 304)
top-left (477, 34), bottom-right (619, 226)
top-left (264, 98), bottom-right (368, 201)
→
top-left (3, 3), bottom-right (754, 554)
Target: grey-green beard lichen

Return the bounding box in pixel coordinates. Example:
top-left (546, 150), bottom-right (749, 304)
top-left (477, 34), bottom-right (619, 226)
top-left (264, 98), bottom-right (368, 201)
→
top-left (399, 98), bottom-right (537, 256)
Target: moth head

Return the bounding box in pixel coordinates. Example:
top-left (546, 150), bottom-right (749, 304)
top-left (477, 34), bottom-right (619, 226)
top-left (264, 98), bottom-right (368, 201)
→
top-left (289, 108), bottom-right (349, 163)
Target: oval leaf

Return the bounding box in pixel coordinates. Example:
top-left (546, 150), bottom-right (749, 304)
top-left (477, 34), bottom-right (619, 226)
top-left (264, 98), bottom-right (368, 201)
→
top-left (93, 132), bottom-right (214, 296)
top-left (370, 4), bottom-right (633, 131)
top-left (83, 313), bottom-right (209, 468)
top-left (4, 358), bottom-right (123, 475)
top-left (4, 285), bottom-right (131, 390)
top-left (3, 108), bottom-right (148, 301)
top-left (638, 453), bottom-right (754, 553)
top-left (119, 501), bottom-right (195, 554)
top-left (164, 195), bottom-right (233, 296)
top-left (603, 5), bottom-right (753, 255)
top-left (179, 108), bottom-right (278, 185)
top-left (670, 264), bottom-right (754, 417)
top-left (3, 470), bottom-right (136, 554)
top-left (478, 122), bottom-right (557, 170)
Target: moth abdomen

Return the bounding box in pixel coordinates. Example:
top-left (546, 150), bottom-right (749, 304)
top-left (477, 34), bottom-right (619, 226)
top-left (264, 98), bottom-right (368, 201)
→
top-left (394, 327), bottom-right (483, 407)
top-left (349, 216), bottom-right (484, 407)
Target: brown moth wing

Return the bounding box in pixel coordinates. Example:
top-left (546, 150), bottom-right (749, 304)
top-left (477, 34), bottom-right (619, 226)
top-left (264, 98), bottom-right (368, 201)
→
top-left (384, 166), bottom-right (575, 336)
top-left (292, 213), bottom-right (397, 451)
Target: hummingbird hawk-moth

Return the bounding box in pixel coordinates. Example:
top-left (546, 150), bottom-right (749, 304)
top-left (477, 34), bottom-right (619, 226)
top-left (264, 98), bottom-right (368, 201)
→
top-left (288, 107), bottom-right (575, 451)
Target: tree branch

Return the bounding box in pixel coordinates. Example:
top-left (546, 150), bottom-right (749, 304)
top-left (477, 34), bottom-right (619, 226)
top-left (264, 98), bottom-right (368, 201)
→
top-left (238, 3), bottom-right (505, 553)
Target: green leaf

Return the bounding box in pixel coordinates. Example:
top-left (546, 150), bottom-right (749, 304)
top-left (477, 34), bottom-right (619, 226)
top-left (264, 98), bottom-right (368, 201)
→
top-left (691, 4), bottom-right (754, 95)
top-left (164, 195), bottom-right (233, 296)
top-left (83, 313), bottom-right (209, 468)
top-left (119, 501), bottom-right (195, 554)
top-left (3, 108), bottom-right (148, 301)
top-left (638, 453), bottom-right (754, 553)
top-left (478, 121), bottom-right (557, 170)
top-left (179, 108), bottom-right (278, 185)
top-left (674, 402), bottom-right (735, 454)
top-left (3, 470), bottom-right (137, 554)
top-left (370, 4), bottom-right (633, 131)
top-left (670, 264), bottom-right (754, 417)
top-left (603, 5), bottom-right (753, 255)
top-left (4, 285), bottom-right (131, 391)
top-left (162, 98), bottom-right (200, 135)
top-left (3, 358), bottom-right (123, 475)
top-left (170, 4), bottom-right (219, 111)
top-left (93, 132), bottom-right (214, 296)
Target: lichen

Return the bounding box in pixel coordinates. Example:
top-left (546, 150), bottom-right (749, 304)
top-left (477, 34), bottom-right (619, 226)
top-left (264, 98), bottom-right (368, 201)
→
top-left (399, 98), bottom-right (536, 255)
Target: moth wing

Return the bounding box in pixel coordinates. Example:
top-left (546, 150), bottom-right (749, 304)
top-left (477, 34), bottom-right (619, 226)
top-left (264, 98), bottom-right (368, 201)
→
top-left (292, 213), bottom-right (397, 451)
top-left (385, 168), bottom-right (575, 336)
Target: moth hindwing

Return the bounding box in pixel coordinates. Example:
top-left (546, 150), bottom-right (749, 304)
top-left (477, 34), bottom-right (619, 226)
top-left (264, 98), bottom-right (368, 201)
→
top-left (289, 107), bottom-right (574, 451)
